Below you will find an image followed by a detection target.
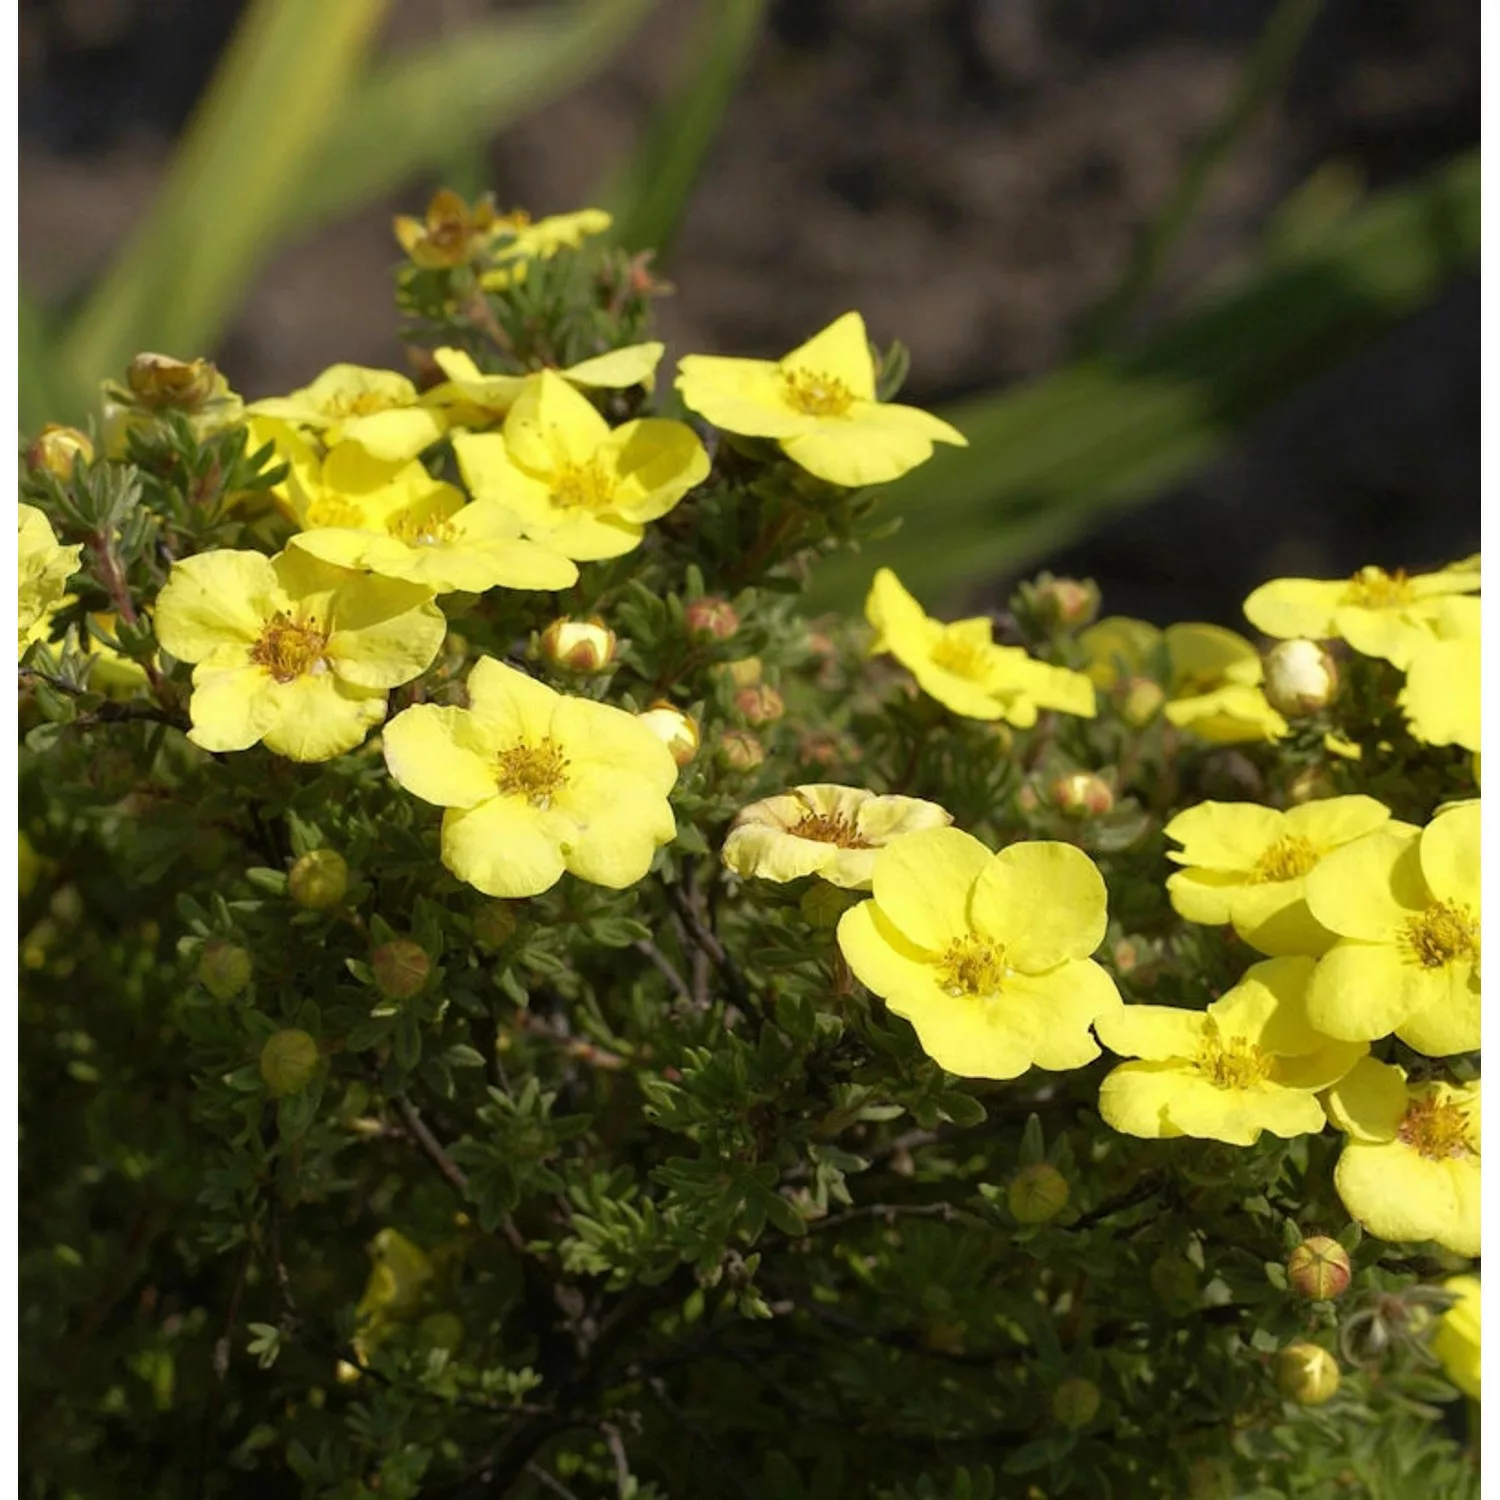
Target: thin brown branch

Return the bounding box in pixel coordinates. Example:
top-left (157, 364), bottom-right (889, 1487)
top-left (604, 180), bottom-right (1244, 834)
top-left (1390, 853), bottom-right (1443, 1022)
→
top-left (805, 1201), bottom-right (961, 1234)
top-left (633, 938), bottom-right (693, 1005)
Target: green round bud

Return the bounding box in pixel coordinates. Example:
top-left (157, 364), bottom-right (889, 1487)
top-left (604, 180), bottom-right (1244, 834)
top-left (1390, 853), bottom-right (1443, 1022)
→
top-left (1275, 1341), bottom-right (1340, 1405)
top-left (289, 849), bottom-right (348, 911)
top-left (1050, 771), bottom-right (1114, 818)
top-left (371, 940), bottom-right (431, 1001)
top-left (473, 900), bottom-right (518, 951)
top-left (196, 938), bottom-right (252, 1000)
top-left (1286, 1236), bottom-right (1352, 1301)
top-left (1051, 1377), bottom-right (1100, 1429)
top-left (1186, 1457), bottom-right (1234, 1499)
top-left (1007, 1164), bottom-right (1070, 1224)
top-left (416, 1312), bottom-right (464, 1355)
top-left (259, 1030), bottom-right (320, 1097)
top-left (1150, 1254), bottom-right (1200, 1312)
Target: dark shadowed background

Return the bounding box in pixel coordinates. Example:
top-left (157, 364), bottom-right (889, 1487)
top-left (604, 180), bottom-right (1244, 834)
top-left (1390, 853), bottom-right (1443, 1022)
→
top-left (18, 0), bottom-right (1479, 622)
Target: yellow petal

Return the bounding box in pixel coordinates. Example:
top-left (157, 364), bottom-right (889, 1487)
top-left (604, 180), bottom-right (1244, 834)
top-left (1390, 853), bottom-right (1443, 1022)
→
top-left (564, 342), bottom-right (664, 389)
top-left (1094, 1006), bottom-right (1206, 1062)
top-left (723, 822), bottom-right (840, 883)
top-left (186, 663), bottom-right (281, 752)
top-left (155, 551), bottom-right (283, 662)
top-left (1335, 1142), bottom-right (1480, 1255)
top-left (1013, 960), bottom-right (1120, 1071)
top-left (556, 768), bottom-right (676, 887)
top-left (1306, 940), bottom-right (1426, 1041)
top-left (1241, 577), bottom-right (1345, 640)
top-left (780, 404), bottom-right (948, 487)
top-left (260, 677), bottom-right (388, 762)
top-left (1212, 955), bottom-right (1322, 1053)
top-left (1395, 961), bottom-right (1481, 1056)
top-left (1401, 635), bottom-right (1481, 750)
top-left (442, 798), bottom-right (569, 897)
top-left (382, 704), bottom-right (498, 809)
top-left (780, 312), bottom-right (876, 399)
top-left (1165, 869), bottom-right (1239, 926)
top-left (1078, 616), bottom-right (1161, 689)
top-left (674, 354), bottom-right (813, 440)
top-left (1226, 883), bottom-right (1335, 958)
top-left (340, 408), bottom-right (448, 464)
top-left (553, 696), bottom-right (679, 796)
top-left (968, 841), bottom-right (1108, 969)
top-left (1163, 801), bottom-right (1286, 871)
top-left (1333, 604), bottom-right (1433, 670)
top-left (1419, 801), bottom-right (1480, 908)
top-left (1272, 1039), bottom-right (1367, 1093)
top-left (504, 370), bottom-right (612, 472)
top-left (837, 898), bottom-right (943, 1006)
top-left (603, 418), bottom-right (710, 521)
top-left (327, 581), bottom-right (445, 689)
top-left (1283, 794), bottom-right (1392, 851)
top-left (869, 826), bottom-right (992, 951)
top-left (1098, 1061), bottom-right (1198, 1139)
top-left (1303, 826), bottom-right (1426, 941)
top-left (464, 657), bottom-right (559, 743)
top-left (1323, 1056), bottom-right (1407, 1142)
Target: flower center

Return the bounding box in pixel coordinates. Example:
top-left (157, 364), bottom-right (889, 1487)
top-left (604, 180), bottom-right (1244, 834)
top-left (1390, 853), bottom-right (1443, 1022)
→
top-left (929, 631), bottom-right (991, 681)
top-left (494, 739), bottom-right (569, 806)
top-left (935, 933), bottom-right (1008, 998)
top-left (1250, 834), bottom-right (1320, 883)
top-left (304, 495), bottom-right (367, 530)
top-left (1196, 1028), bottom-right (1272, 1091)
top-left (1398, 1094), bottom-right (1474, 1160)
top-left (250, 612), bottom-right (329, 683)
top-left (1400, 900), bottom-right (1479, 969)
top-left (327, 390), bottom-right (401, 419)
top-left (787, 812), bottom-right (870, 849)
top-left (782, 368), bottom-right (855, 418)
top-left (1340, 566), bottom-right (1414, 610)
top-left (551, 459), bottom-right (617, 514)
top-left (387, 507), bottom-right (455, 548)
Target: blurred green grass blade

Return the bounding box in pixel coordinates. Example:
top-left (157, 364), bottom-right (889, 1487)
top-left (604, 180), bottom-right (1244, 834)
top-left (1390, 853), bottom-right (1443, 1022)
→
top-left (280, 0), bottom-right (660, 242)
top-left (20, 289), bottom-right (85, 435)
top-left (59, 0), bottom-right (390, 390)
top-left (806, 150), bottom-right (1479, 614)
top-left (1077, 0), bottom-right (1325, 353)
top-left (603, 0), bottom-right (767, 260)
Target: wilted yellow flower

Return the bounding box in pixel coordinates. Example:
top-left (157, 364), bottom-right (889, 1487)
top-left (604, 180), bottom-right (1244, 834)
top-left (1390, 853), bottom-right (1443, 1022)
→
top-left (453, 371), bottom-right (709, 560)
top-left (1095, 957), bottom-right (1365, 1146)
top-left (393, 188), bottom-right (497, 268)
top-left (1324, 1057), bottom-right (1479, 1256)
top-left (154, 549), bottom-right (446, 762)
top-left (1244, 562), bottom-right (1480, 670)
top-left (478, 207), bottom-right (614, 291)
top-left (675, 312), bottom-right (967, 487)
top-left (837, 827), bottom-right (1121, 1080)
top-left (723, 784), bottom-right (952, 890)
top-left (1400, 594), bottom-right (1481, 752)
top-left (101, 354), bottom-right (244, 455)
top-left (866, 569), bottom-right (1096, 725)
top-left (353, 1227), bottom-right (435, 1363)
top-left (1431, 1275), bottom-right (1480, 1400)
top-left (382, 658), bottom-right (679, 897)
top-left (1303, 801), bottom-right (1479, 1055)
top-left (1163, 795), bottom-right (1391, 956)
top-left (249, 365), bottom-right (448, 464)
top-left (18, 505), bottom-right (81, 657)
top-left (285, 441), bottom-right (577, 596)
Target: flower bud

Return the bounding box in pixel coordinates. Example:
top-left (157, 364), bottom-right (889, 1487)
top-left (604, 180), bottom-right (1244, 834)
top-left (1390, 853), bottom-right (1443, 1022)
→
top-left (1262, 639), bottom-right (1339, 717)
top-left (715, 729), bottom-right (765, 772)
top-left (1112, 938), bottom-right (1141, 974)
top-left (1275, 1341), bottom-right (1340, 1405)
top-left (27, 424), bottom-right (94, 478)
top-left (733, 684), bottom-right (785, 727)
top-left (125, 352), bottom-right (223, 411)
top-left (800, 883), bottom-right (859, 931)
top-left (724, 657), bottom-right (763, 689)
top-left (289, 849), bottom-right (348, 911)
top-left (473, 900), bottom-right (518, 951)
top-left (684, 597), bottom-right (739, 643)
top-left (540, 616), bottom-right (616, 673)
top-left (1007, 1164), bottom-right (1070, 1224)
top-left (1034, 577), bottom-right (1100, 630)
top-left (260, 1029), bottom-right (320, 1097)
top-left (1050, 771), bottom-right (1113, 818)
top-left (1050, 1377), bottom-right (1100, 1429)
top-left (1118, 676), bottom-right (1166, 727)
top-left (196, 938), bottom-right (252, 1000)
top-left (1286, 765), bottom-right (1336, 805)
top-left (639, 702), bottom-right (700, 766)
top-left (1286, 1236), bottom-right (1351, 1301)
top-left (372, 940), bottom-right (431, 1000)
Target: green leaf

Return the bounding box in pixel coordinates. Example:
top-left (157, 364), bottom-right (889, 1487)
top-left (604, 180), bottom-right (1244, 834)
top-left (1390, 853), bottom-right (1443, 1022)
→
top-left (805, 150), bottom-right (1479, 613)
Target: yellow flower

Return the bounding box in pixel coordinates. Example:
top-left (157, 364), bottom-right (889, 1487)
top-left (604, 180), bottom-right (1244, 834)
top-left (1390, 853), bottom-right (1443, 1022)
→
top-left (393, 188), bottom-right (497, 269)
top-left (723, 785), bottom-right (952, 890)
top-left (675, 312), bottom-right (967, 487)
top-left (1163, 796), bottom-right (1392, 956)
top-left (1400, 595), bottom-right (1481, 752)
top-left (154, 549), bottom-right (445, 762)
top-left (865, 569), bottom-right (1096, 725)
top-left (452, 371), bottom-right (709, 560)
top-left (285, 441), bottom-right (577, 596)
top-left (382, 657), bottom-right (678, 898)
top-left (18, 505), bottom-right (82, 657)
top-left (1095, 957), bottom-right (1365, 1146)
top-left (479, 207), bottom-right (614, 290)
top-left (1244, 562), bottom-right (1480, 670)
top-left (422, 343), bottom-right (666, 429)
top-left (1080, 616), bottom-right (1287, 744)
top-left (248, 365), bottom-right (448, 464)
top-left (1303, 801), bottom-right (1479, 1055)
top-left (836, 827), bottom-right (1121, 1080)
top-left (1431, 1275), bottom-right (1480, 1400)
top-left (1324, 1057), bottom-right (1479, 1256)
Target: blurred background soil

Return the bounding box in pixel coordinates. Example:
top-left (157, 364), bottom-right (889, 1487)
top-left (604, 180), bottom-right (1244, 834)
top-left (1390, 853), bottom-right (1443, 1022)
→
top-left (19, 0), bottom-right (1479, 622)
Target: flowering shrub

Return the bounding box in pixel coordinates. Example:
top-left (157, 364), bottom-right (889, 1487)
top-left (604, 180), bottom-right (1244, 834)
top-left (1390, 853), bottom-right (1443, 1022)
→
top-left (19, 195), bottom-right (1481, 1499)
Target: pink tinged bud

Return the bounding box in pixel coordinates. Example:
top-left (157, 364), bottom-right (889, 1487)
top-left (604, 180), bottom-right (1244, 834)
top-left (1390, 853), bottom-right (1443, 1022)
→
top-left (196, 939), bottom-right (252, 1000)
top-left (1035, 577), bottom-right (1100, 629)
top-left (733, 684), bottom-right (784, 726)
top-left (1286, 1236), bottom-right (1352, 1301)
top-left (1275, 1342), bottom-right (1340, 1405)
top-left (260, 1029), bottom-right (320, 1097)
top-left (715, 729), bottom-right (765, 772)
top-left (1051, 1377), bottom-right (1100, 1429)
top-left (289, 849), bottom-right (348, 911)
top-left (540, 617), bottom-right (617, 673)
top-left (1007, 1164), bottom-right (1070, 1223)
top-left (371, 940), bottom-right (431, 1000)
top-left (639, 702), bottom-right (700, 766)
top-left (684, 597), bottom-right (739, 643)
top-left (1050, 771), bottom-right (1114, 818)
top-left (1262, 639), bottom-right (1339, 717)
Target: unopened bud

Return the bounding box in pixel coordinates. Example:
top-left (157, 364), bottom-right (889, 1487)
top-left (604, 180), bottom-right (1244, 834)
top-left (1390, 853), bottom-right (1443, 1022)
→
top-left (1034, 577), bottom-right (1100, 630)
top-left (1051, 771), bottom-right (1113, 818)
top-left (1118, 676), bottom-right (1166, 727)
top-left (1016, 783), bottom-right (1041, 814)
top-left (733, 684), bottom-right (784, 726)
top-left (27, 424), bottom-right (94, 478)
top-left (715, 729), bottom-right (765, 772)
top-left (684, 597), bottom-right (739, 643)
top-left (1051, 1377), bottom-right (1100, 1429)
top-left (540, 616), bottom-right (616, 673)
top-left (196, 938), bottom-right (252, 1000)
top-left (1275, 1342), bottom-right (1340, 1405)
top-left (1007, 1164), bottom-right (1070, 1224)
top-left (724, 657), bottom-right (763, 689)
top-left (260, 1029), bottom-right (320, 1097)
top-left (1262, 639), bottom-right (1339, 717)
top-left (473, 900), bottom-right (518, 950)
top-left (1286, 1236), bottom-right (1351, 1301)
top-left (800, 883), bottom-right (859, 931)
top-left (1112, 938), bottom-right (1141, 974)
top-left (289, 849), bottom-right (348, 911)
top-left (639, 702), bottom-right (700, 766)
top-left (1286, 765), bottom-right (1337, 804)
top-left (125, 353), bottom-right (223, 411)
top-left (371, 940), bottom-right (431, 1000)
